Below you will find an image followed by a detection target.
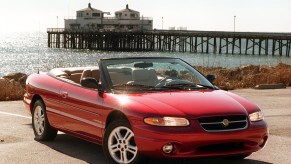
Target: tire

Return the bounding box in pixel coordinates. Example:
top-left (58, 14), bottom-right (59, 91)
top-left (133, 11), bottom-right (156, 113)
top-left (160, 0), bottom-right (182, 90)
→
top-left (225, 153), bottom-right (252, 160)
top-left (32, 100), bottom-right (57, 141)
top-left (103, 120), bottom-right (145, 164)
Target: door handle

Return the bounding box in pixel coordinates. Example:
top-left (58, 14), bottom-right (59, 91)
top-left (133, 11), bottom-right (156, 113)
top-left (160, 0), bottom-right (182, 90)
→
top-left (60, 91), bottom-right (68, 98)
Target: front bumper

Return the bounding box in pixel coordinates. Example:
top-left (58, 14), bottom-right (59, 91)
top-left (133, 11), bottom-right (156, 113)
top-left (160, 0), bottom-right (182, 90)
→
top-left (132, 119), bottom-right (268, 158)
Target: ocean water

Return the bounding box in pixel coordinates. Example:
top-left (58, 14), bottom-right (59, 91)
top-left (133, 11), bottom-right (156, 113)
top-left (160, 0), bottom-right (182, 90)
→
top-left (1, 32), bottom-right (291, 77)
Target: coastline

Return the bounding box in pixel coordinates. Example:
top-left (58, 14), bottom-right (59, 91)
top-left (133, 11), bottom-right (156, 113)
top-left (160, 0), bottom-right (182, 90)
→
top-left (1, 63), bottom-right (290, 101)
top-left (196, 62), bottom-right (291, 90)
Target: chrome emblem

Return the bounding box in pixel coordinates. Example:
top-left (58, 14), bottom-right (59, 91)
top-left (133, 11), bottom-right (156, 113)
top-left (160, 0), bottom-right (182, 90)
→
top-left (222, 119), bottom-right (230, 127)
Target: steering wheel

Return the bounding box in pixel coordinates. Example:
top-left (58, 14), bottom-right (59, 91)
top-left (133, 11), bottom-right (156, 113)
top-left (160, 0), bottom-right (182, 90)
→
top-left (155, 77), bottom-right (175, 87)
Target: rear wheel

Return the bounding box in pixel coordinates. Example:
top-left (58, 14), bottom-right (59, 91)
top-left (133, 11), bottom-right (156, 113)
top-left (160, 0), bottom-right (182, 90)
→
top-left (32, 100), bottom-right (57, 141)
top-left (103, 120), bottom-right (145, 164)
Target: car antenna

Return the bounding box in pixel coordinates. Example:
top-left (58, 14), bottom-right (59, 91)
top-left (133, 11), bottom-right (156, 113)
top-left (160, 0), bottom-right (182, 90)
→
top-left (37, 21), bottom-right (40, 74)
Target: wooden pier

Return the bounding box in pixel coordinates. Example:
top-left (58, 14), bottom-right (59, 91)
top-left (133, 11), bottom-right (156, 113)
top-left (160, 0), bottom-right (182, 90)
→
top-left (47, 28), bottom-right (291, 56)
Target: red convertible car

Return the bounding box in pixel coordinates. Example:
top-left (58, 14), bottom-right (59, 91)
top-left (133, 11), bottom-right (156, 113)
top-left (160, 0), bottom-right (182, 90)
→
top-left (23, 57), bottom-right (268, 163)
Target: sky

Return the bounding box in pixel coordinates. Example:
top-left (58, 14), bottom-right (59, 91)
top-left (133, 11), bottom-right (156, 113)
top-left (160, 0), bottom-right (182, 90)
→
top-left (0, 0), bottom-right (290, 32)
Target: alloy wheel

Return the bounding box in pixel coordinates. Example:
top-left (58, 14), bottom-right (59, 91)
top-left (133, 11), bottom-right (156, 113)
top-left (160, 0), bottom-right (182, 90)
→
top-left (108, 126), bottom-right (138, 164)
top-left (33, 106), bottom-right (45, 135)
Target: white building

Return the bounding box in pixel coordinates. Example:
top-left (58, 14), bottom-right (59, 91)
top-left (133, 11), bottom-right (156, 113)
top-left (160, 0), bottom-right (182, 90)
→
top-left (64, 3), bottom-right (153, 32)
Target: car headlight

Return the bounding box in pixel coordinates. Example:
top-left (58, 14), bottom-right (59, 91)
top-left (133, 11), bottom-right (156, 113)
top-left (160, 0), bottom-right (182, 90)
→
top-left (144, 117), bottom-right (190, 126)
top-left (249, 111), bottom-right (264, 122)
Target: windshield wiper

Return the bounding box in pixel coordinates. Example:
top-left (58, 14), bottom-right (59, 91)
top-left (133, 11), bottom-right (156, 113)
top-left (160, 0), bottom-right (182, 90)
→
top-left (112, 83), bottom-right (154, 90)
top-left (158, 83), bottom-right (198, 90)
top-left (159, 83), bottom-right (216, 90)
top-left (196, 84), bottom-right (216, 90)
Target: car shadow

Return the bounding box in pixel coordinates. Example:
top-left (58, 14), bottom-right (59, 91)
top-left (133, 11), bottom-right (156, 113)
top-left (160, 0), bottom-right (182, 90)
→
top-left (40, 134), bottom-right (271, 164)
top-left (149, 158), bottom-right (272, 164)
top-left (24, 123), bottom-right (32, 127)
top-left (39, 134), bottom-right (106, 163)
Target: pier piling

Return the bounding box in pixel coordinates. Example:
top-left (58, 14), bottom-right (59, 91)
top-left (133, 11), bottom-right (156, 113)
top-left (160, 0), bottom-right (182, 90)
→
top-left (47, 28), bottom-right (291, 56)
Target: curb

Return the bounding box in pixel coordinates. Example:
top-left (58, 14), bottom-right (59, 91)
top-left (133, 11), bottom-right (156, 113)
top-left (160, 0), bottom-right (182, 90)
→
top-left (254, 83), bottom-right (287, 89)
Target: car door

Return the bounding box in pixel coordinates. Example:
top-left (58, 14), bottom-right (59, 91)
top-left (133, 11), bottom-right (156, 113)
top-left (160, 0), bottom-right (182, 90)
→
top-left (58, 82), bottom-right (104, 142)
top-left (42, 76), bottom-right (68, 128)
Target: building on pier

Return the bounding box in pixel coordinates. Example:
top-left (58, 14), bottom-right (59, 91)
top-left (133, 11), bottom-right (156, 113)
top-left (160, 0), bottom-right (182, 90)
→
top-left (64, 3), bottom-right (153, 32)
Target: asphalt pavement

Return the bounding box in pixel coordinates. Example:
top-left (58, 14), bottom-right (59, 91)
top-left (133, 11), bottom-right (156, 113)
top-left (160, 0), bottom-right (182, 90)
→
top-left (0, 88), bottom-right (290, 164)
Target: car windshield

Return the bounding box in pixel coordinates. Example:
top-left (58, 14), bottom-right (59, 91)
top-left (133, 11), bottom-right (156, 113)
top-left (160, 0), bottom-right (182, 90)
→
top-left (101, 58), bottom-right (214, 93)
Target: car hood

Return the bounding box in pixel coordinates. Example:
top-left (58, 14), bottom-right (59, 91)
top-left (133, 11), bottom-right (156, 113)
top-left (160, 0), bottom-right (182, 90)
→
top-left (123, 90), bottom-right (257, 119)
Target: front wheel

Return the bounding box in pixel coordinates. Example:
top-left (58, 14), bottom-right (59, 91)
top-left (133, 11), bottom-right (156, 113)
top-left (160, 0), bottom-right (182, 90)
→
top-left (225, 153), bottom-right (252, 160)
top-left (103, 120), bottom-right (145, 164)
top-left (32, 100), bottom-right (57, 141)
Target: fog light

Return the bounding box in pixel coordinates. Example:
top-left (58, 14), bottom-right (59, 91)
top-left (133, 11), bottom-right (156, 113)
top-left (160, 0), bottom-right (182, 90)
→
top-left (162, 143), bottom-right (173, 154)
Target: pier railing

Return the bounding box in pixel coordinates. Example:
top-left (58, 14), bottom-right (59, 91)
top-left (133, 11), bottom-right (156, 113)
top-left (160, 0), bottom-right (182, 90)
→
top-left (64, 16), bottom-right (153, 21)
top-left (47, 28), bottom-right (66, 33)
top-left (47, 28), bottom-right (291, 56)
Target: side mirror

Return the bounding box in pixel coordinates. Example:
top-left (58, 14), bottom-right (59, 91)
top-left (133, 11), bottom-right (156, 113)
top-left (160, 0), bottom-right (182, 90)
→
top-left (206, 74), bottom-right (216, 83)
top-left (80, 77), bottom-right (99, 89)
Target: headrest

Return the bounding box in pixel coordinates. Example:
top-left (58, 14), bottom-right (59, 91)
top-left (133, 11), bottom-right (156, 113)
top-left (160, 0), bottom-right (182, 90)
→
top-left (80, 69), bottom-right (92, 79)
top-left (91, 69), bottom-right (100, 81)
top-left (132, 69), bottom-right (156, 81)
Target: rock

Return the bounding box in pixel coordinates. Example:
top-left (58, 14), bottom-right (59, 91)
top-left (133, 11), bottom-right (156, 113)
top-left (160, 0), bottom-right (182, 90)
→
top-left (3, 73), bottom-right (27, 88)
top-left (276, 63), bottom-right (291, 69)
top-left (240, 64), bottom-right (257, 70)
top-left (259, 65), bottom-right (272, 73)
top-left (0, 77), bottom-right (26, 101)
top-left (254, 83), bottom-right (287, 89)
top-left (3, 73), bottom-right (27, 81)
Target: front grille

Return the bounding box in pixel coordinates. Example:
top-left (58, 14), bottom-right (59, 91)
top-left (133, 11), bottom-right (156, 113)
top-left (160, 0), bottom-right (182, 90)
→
top-left (198, 115), bottom-right (248, 132)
